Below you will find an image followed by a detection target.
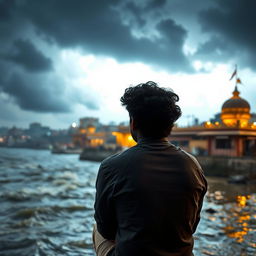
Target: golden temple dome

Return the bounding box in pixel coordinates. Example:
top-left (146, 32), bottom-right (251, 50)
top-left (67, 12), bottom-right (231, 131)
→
top-left (221, 86), bottom-right (251, 127)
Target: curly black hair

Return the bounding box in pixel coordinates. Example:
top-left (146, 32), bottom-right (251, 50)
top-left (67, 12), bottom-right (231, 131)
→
top-left (120, 81), bottom-right (182, 138)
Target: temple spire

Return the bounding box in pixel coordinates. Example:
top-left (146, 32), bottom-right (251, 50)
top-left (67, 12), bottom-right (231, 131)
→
top-left (230, 64), bottom-right (242, 91)
top-left (232, 85), bottom-right (240, 98)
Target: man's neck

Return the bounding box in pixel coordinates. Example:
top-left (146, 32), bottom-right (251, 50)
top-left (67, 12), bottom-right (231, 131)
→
top-left (137, 136), bottom-right (169, 143)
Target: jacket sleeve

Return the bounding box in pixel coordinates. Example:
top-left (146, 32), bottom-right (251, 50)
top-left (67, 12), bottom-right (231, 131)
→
top-left (192, 169), bottom-right (208, 233)
top-left (192, 187), bottom-right (206, 233)
top-left (94, 162), bottom-right (117, 240)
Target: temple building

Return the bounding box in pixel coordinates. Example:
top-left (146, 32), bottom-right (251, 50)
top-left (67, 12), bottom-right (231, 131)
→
top-left (221, 86), bottom-right (251, 127)
top-left (171, 86), bottom-right (256, 157)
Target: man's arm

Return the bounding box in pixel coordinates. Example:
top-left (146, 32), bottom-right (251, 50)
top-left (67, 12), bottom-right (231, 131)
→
top-left (94, 162), bottom-right (117, 240)
top-left (193, 171), bottom-right (208, 233)
top-left (192, 189), bottom-right (206, 233)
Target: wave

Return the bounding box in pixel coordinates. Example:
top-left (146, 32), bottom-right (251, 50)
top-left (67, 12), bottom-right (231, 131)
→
top-left (15, 204), bottom-right (92, 219)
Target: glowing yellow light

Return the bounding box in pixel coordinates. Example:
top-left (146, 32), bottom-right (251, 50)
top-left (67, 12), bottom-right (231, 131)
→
top-left (238, 215), bottom-right (250, 221)
top-left (112, 132), bottom-right (136, 147)
top-left (236, 195), bottom-right (247, 207)
top-left (224, 212), bottom-right (251, 243)
top-left (204, 121), bottom-right (213, 128)
top-left (227, 230), bottom-right (247, 243)
top-left (87, 126), bottom-right (96, 134)
top-left (215, 121), bottom-right (220, 125)
top-left (80, 129), bottom-right (86, 134)
top-left (128, 135), bottom-right (133, 141)
top-left (90, 138), bottom-right (104, 147)
top-left (240, 121), bottom-right (248, 128)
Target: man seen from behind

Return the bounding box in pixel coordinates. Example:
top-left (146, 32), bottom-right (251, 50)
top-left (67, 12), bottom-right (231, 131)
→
top-left (93, 81), bottom-right (208, 256)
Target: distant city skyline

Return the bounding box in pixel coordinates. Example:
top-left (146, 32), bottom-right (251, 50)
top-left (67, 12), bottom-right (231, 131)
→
top-left (0, 0), bottom-right (256, 129)
top-left (0, 117), bottom-right (130, 130)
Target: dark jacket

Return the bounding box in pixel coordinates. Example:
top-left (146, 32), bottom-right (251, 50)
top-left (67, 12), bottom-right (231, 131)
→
top-left (94, 138), bottom-right (207, 256)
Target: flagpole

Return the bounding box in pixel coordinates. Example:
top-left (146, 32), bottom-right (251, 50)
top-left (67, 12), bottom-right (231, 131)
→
top-left (235, 64), bottom-right (238, 89)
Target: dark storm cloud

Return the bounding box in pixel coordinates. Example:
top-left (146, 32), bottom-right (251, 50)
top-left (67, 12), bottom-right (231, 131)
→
top-left (197, 0), bottom-right (256, 69)
top-left (17, 0), bottom-right (191, 71)
top-left (2, 0), bottom-right (255, 116)
top-left (195, 35), bottom-right (235, 61)
top-left (124, 2), bottom-right (147, 27)
top-left (0, 67), bottom-right (99, 113)
top-left (4, 39), bottom-right (53, 72)
top-left (0, 59), bottom-right (99, 113)
top-left (0, 0), bottom-right (13, 20)
top-left (146, 0), bottom-right (166, 9)
top-left (72, 93), bottom-right (98, 111)
top-left (0, 0), bottom-right (193, 114)
top-left (125, 0), bottom-right (166, 20)
top-left (0, 70), bottom-right (69, 112)
top-left (0, 0), bottom-right (101, 113)
top-left (157, 19), bottom-right (186, 50)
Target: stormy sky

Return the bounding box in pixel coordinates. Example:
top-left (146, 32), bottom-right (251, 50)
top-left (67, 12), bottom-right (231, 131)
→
top-left (0, 0), bottom-right (256, 128)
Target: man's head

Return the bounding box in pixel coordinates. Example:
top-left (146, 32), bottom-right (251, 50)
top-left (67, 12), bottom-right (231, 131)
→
top-left (120, 81), bottom-right (181, 141)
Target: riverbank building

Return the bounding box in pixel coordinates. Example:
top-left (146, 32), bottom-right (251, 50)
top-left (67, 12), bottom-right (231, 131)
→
top-left (171, 85), bottom-right (256, 157)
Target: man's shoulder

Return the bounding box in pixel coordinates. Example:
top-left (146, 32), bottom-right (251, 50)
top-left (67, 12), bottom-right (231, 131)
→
top-left (101, 145), bottom-right (139, 168)
top-left (179, 149), bottom-right (203, 170)
top-left (178, 149), bottom-right (207, 189)
top-left (165, 144), bottom-right (202, 169)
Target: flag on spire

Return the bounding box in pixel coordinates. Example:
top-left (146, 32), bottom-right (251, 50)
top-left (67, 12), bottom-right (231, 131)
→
top-left (236, 78), bottom-right (242, 84)
top-left (229, 68), bottom-right (237, 80)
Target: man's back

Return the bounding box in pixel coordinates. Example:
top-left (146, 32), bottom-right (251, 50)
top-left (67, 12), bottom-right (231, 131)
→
top-left (94, 138), bottom-right (207, 256)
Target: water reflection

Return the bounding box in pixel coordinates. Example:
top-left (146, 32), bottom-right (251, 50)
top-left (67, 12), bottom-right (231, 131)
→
top-left (195, 178), bottom-right (256, 255)
top-left (224, 195), bottom-right (256, 245)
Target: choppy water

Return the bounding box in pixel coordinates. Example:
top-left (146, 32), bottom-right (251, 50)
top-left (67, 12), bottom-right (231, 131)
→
top-left (0, 148), bottom-right (255, 256)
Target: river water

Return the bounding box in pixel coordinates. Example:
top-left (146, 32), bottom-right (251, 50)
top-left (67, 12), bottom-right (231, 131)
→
top-left (0, 148), bottom-right (255, 256)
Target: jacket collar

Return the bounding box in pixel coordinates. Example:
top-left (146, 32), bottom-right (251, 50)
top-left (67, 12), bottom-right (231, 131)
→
top-left (137, 137), bottom-right (171, 146)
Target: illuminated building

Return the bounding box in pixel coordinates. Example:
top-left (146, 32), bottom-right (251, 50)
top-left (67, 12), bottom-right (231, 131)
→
top-left (72, 117), bottom-right (117, 148)
top-left (221, 86), bottom-right (251, 127)
top-left (73, 118), bottom-right (104, 148)
top-left (171, 85), bottom-right (256, 157)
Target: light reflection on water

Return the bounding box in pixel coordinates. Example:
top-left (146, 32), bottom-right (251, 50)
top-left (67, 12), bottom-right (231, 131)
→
top-left (0, 148), bottom-right (255, 256)
top-left (194, 178), bottom-right (256, 256)
top-left (224, 195), bottom-right (255, 245)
